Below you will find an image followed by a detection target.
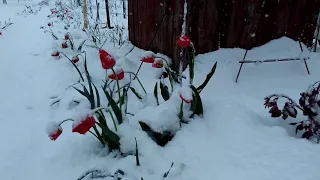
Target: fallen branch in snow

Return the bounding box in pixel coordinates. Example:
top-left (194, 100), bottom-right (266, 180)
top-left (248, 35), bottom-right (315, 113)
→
top-left (1, 22), bottom-right (13, 30)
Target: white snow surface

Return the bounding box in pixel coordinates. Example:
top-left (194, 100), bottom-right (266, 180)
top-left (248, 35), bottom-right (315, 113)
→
top-left (1, 1), bottom-right (320, 180)
top-left (46, 121), bottom-right (62, 135)
top-left (141, 50), bottom-right (155, 59)
top-left (178, 84), bottom-right (193, 102)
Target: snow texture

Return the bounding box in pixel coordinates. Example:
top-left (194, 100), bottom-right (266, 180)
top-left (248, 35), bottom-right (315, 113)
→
top-left (106, 65), bottom-right (123, 76)
top-left (46, 121), bottom-right (62, 135)
top-left (71, 108), bottom-right (92, 128)
top-left (178, 84), bottom-right (193, 101)
top-left (141, 50), bottom-right (155, 58)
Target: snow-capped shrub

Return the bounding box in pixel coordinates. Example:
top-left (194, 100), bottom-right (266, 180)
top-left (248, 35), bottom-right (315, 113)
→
top-left (264, 81), bottom-right (320, 142)
top-left (48, 4), bottom-right (74, 23)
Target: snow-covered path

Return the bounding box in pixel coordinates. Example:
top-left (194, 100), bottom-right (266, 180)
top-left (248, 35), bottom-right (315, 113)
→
top-left (0, 5), bottom-right (111, 179)
top-left (0, 6), bottom-right (83, 179)
top-left (0, 6), bottom-right (55, 179)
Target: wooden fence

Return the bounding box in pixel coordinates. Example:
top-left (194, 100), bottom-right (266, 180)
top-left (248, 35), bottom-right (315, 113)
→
top-left (128, 0), bottom-right (320, 69)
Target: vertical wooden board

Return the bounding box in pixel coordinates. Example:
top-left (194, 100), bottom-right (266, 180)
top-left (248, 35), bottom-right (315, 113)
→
top-left (128, 0), bottom-right (135, 43)
top-left (197, 0), bottom-right (206, 52)
top-left (301, 0), bottom-right (320, 46)
top-left (274, 0), bottom-right (292, 38)
top-left (166, 0), bottom-right (175, 63)
top-left (255, 0), bottom-right (278, 46)
top-left (188, 0), bottom-right (201, 53)
top-left (156, 0), bottom-right (166, 53)
top-left (145, 0), bottom-right (156, 50)
top-left (138, 0), bottom-right (147, 49)
top-left (172, 0), bottom-right (184, 69)
top-left (202, 0), bottom-right (220, 52)
top-left (133, 0), bottom-right (140, 47)
top-left (218, 0), bottom-right (229, 48)
top-left (149, 0), bottom-right (160, 52)
top-left (295, 0), bottom-right (307, 40)
top-left (239, 0), bottom-right (261, 49)
top-left (162, 0), bottom-right (170, 56)
top-left (225, 0), bottom-right (246, 47)
top-left (286, 0), bottom-right (299, 40)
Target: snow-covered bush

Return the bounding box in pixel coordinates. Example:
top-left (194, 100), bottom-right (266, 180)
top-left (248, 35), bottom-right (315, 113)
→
top-left (48, 5), bottom-right (74, 23)
top-left (264, 81), bottom-right (320, 142)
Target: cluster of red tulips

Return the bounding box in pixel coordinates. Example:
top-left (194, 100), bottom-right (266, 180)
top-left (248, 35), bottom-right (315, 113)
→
top-left (48, 48), bottom-right (127, 141)
top-left (48, 34), bottom-right (197, 141)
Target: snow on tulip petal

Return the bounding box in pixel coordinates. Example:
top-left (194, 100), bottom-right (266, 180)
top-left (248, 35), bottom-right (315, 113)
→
top-left (152, 59), bottom-right (164, 68)
top-left (99, 49), bottom-right (116, 69)
top-left (141, 51), bottom-right (155, 63)
top-left (178, 85), bottom-right (193, 104)
top-left (61, 41), bottom-right (68, 48)
top-left (46, 122), bottom-right (63, 141)
top-left (51, 51), bottom-right (60, 57)
top-left (72, 115), bottom-right (96, 135)
top-left (141, 56), bottom-right (155, 63)
top-left (72, 56), bottom-right (79, 63)
top-left (108, 66), bottom-right (125, 80)
top-left (177, 35), bottom-right (191, 48)
top-left (64, 34), bottom-right (69, 40)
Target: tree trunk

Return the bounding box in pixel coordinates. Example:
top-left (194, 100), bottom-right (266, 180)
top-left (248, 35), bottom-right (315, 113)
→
top-left (3, 0), bottom-right (7, 4)
top-left (105, 0), bottom-right (113, 28)
top-left (83, 0), bottom-right (88, 29)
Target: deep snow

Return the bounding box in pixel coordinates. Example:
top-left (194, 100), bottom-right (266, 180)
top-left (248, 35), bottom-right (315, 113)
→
top-left (1, 1), bottom-right (320, 180)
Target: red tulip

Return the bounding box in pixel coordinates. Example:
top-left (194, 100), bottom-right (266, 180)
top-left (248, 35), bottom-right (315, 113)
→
top-left (61, 41), bottom-right (68, 48)
top-left (0, 31), bottom-right (2, 36)
top-left (48, 22), bottom-right (52, 27)
top-left (177, 35), bottom-right (191, 48)
top-left (51, 51), bottom-right (60, 57)
top-left (152, 60), bottom-right (163, 68)
top-left (141, 56), bottom-right (155, 63)
top-left (99, 49), bottom-right (116, 69)
top-left (72, 56), bottom-right (79, 63)
top-left (179, 93), bottom-right (193, 104)
top-left (64, 34), bottom-right (69, 40)
top-left (178, 87), bottom-right (193, 104)
top-left (72, 116), bottom-right (96, 135)
top-left (48, 127), bottom-right (62, 141)
top-left (108, 68), bottom-right (124, 80)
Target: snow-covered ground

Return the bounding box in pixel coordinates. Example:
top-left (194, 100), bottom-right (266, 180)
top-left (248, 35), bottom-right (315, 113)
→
top-left (1, 1), bottom-right (320, 180)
